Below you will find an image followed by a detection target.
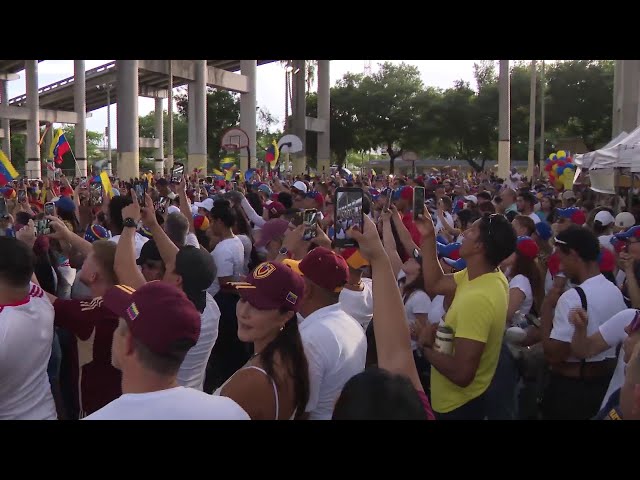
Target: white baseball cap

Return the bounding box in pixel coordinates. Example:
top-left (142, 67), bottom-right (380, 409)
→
top-left (615, 211), bottom-right (636, 229)
top-left (167, 205), bottom-right (181, 215)
top-left (594, 210), bottom-right (615, 226)
top-left (194, 198), bottom-right (214, 212)
top-left (464, 195), bottom-right (478, 205)
top-left (292, 181), bottom-right (308, 194)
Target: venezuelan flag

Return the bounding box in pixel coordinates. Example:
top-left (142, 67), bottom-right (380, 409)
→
top-left (50, 128), bottom-right (74, 170)
top-left (225, 165), bottom-right (238, 181)
top-left (100, 171), bottom-right (114, 199)
top-left (0, 150), bottom-right (19, 186)
top-left (265, 140), bottom-right (279, 166)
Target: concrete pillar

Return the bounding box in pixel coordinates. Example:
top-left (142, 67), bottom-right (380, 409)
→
top-left (527, 60), bottom-right (537, 179)
top-left (154, 97), bottom-right (164, 175)
top-left (73, 60), bottom-right (87, 178)
top-left (188, 60), bottom-right (207, 176)
top-left (116, 60), bottom-right (139, 181)
top-left (498, 60), bottom-right (510, 179)
top-left (317, 60), bottom-right (331, 175)
top-left (0, 80), bottom-right (10, 160)
top-left (166, 60), bottom-right (174, 171)
top-left (44, 126), bottom-right (54, 180)
top-left (620, 60), bottom-right (640, 135)
top-left (291, 59), bottom-right (306, 175)
top-left (25, 60), bottom-right (41, 180)
top-left (240, 60), bottom-right (257, 172)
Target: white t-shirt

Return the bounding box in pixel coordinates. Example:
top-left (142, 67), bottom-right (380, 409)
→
top-left (508, 173), bottom-right (522, 189)
top-left (599, 234), bottom-right (615, 253)
top-left (550, 274), bottom-right (627, 363)
top-left (0, 283), bottom-right (57, 420)
top-left (109, 232), bottom-right (149, 259)
top-left (299, 303), bottom-right (367, 420)
top-left (428, 295), bottom-right (446, 325)
top-left (404, 289), bottom-right (431, 350)
top-left (528, 212), bottom-right (541, 225)
top-left (236, 234), bottom-right (253, 276)
top-left (177, 293), bottom-right (220, 391)
top-left (207, 236), bottom-right (245, 297)
top-left (185, 232), bottom-right (200, 249)
top-left (509, 274), bottom-right (534, 318)
top-left (83, 386), bottom-right (250, 420)
top-left (616, 270), bottom-right (626, 288)
top-left (435, 212), bottom-right (454, 235)
top-left (339, 277), bottom-right (373, 330)
top-left (598, 309), bottom-right (638, 409)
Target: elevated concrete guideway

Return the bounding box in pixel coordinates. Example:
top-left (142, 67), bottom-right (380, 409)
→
top-left (5, 60), bottom-right (276, 131)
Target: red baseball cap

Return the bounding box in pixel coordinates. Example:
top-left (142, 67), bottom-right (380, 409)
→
top-left (516, 236), bottom-right (539, 259)
top-left (102, 282), bottom-right (201, 355)
top-left (255, 218), bottom-right (289, 248)
top-left (232, 261), bottom-right (304, 311)
top-left (299, 247), bottom-right (349, 293)
top-left (399, 186), bottom-right (413, 202)
top-left (267, 201), bottom-right (286, 219)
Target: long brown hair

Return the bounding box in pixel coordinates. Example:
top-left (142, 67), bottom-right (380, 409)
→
top-left (511, 252), bottom-right (543, 315)
top-left (402, 264), bottom-right (427, 304)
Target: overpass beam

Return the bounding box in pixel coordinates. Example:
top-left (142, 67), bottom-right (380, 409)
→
top-left (154, 97), bottom-right (164, 175)
top-left (166, 60), bottom-right (174, 171)
top-left (74, 60), bottom-right (88, 177)
top-left (117, 60), bottom-right (140, 181)
top-left (240, 60), bottom-right (257, 172)
top-left (1, 80), bottom-right (9, 160)
top-left (317, 60), bottom-right (331, 175)
top-left (187, 60), bottom-right (207, 176)
top-left (26, 61), bottom-right (41, 180)
top-left (291, 60), bottom-right (306, 175)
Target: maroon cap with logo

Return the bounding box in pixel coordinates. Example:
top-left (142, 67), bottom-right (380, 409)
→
top-left (299, 247), bottom-right (349, 293)
top-left (102, 281), bottom-right (201, 355)
top-left (231, 262), bottom-right (304, 311)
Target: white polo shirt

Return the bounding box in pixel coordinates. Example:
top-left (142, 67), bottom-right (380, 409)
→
top-left (597, 309), bottom-right (638, 409)
top-left (177, 293), bottom-right (220, 391)
top-left (84, 386), bottom-right (250, 420)
top-left (0, 283), bottom-right (57, 420)
top-left (299, 303), bottom-right (367, 420)
top-left (550, 274), bottom-right (627, 362)
top-left (339, 278), bottom-right (373, 330)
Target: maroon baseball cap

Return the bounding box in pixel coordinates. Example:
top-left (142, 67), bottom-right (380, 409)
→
top-left (267, 201), bottom-right (286, 219)
top-left (232, 262), bottom-right (304, 311)
top-left (255, 218), bottom-right (289, 248)
top-left (102, 281), bottom-right (201, 355)
top-left (299, 247), bottom-right (349, 293)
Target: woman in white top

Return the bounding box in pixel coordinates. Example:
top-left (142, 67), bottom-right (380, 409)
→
top-left (214, 261), bottom-right (309, 420)
top-left (503, 236), bottom-right (544, 323)
top-left (592, 209), bottom-right (616, 253)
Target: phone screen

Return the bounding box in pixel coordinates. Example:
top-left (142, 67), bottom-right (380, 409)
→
top-left (44, 202), bottom-right (56, 217)
top-left (135, 184), bottom-right (146, 204)
top-left (384, 191), bottom-right (392, 212)
top-left (171, 163), bottom-right (185, 183)
top-left (291, 210), bottom-right (304, 227)
top-left (334, 188), bottom-right (363, 248)
top-left (413, 186), bottom-right (425, 220)
top-left (303, 209), bottom-right (318, 241)
top-left (91, 183), bottom-right (103, 206)
top-left (18, 190), bottom-right (27, 203)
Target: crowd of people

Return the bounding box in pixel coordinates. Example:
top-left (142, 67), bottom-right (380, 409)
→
top-left (1, 165), bottom-right (639, 420)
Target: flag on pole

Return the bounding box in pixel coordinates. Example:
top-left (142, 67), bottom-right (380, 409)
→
top-left (50, 128), bottom-right (76, 170)
top-left (0, 150), bottom-right (19, 186)
top-left (265, 140), bottom-right (279, 166)
top-left (100, 171), bottom-right (114, 199)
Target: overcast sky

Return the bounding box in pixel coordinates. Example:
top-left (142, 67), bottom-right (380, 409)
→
top-left (5, 60), bottom-right (487, 148)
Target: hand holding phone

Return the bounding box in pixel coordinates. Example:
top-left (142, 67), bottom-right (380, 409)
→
top-left (303, 209), bottom-right (318, 241)
top-left (334, 187), bottom-right (363, 248)
top-left (413, 186), bottom-right (425, 221)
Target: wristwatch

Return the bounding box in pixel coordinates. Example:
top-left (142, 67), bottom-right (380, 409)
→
top-left (123, 217), bottom-right (137, 228)
top-left (412, 248), bottom-right (423, 264)
top-left (278, 246), bottom-right (292, 259)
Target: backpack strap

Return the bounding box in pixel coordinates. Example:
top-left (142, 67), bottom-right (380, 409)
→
top-left (574, 286), bottom-right (588, 378)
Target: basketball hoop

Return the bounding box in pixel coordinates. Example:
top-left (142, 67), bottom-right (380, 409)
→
top-left (223, 143), bottom-right (240, 152)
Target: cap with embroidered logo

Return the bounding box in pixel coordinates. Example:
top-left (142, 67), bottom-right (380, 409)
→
top-left (230, 262), bottom-right (304, 312)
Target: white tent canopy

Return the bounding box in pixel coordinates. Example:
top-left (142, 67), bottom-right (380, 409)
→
top-left (575, 126), bottom-right (640, 171)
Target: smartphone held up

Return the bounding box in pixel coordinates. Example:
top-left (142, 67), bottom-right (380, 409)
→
top-left (303, 209), bottom-right (318, 242)
top-left (334, 187), bottom-right (363, 248)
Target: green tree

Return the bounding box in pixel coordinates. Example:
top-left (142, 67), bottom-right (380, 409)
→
top-left (175, 88), bottom-right (240, 170)
top-left (138, 111), bottom-right (189, 161)
top-left (356, 62), bottom-right (425, 174)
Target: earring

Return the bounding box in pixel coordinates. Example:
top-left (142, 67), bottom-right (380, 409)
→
top-left (279, 325), bottom-right (284, 332)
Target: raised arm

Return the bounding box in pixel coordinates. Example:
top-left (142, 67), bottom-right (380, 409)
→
top-left (380, 211), bottom-right (403, 278)
top-left (114, 194), bottom-right (146, 289)
top-left (389, 206), bottom-right (420, 254)
top-left (348, 215), bottom-right (425, 393)
top-left (141, 192), bottom-right (179, 275)
top-left (240, 196), bottom-right (266, 228)
top-left (176, 176), bottom-right (196, 234)
top-left (47, 216), bottom-right (93, 258)
top-left (415, 211), bottom-right (457, 298)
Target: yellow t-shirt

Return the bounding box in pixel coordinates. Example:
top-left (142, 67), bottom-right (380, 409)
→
top-left (430, 268), bottom-right (508, 413)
